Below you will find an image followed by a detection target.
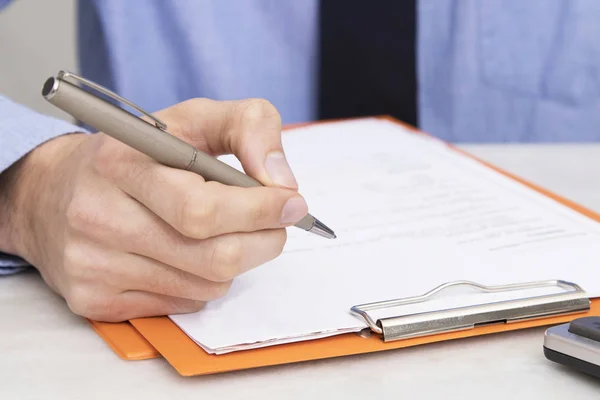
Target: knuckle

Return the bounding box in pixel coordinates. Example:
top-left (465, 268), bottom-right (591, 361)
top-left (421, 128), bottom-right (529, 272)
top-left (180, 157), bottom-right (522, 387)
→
top-left (248, 196), bottom-right (271, 225)
top-left (207, 236), bottom-right (243, 282)
top-left (186, 97), bottom-right (209, 110)
top-left (65, 286), bottom-right (117, 321)
top-left (65, 191), bottom-right (111, 238)
top-left (241, 188), bottom-right (281, 227)
top-left (238, 98), bottom-right (281, 124)
top-left (165, 98), bottom-right (208, 139)
top-left (62, 243), bottom-right (115, 291)
top-left (64, 192), bottom-right (90, 233)
top-left (62, 243), bottom-right (88, 279)
top-left (64, 286), bottom-right (91, 317)
top-left (90, 136), bottom-right (120, 177)
top-left (178, 192), bottom-right (217, 239)
top-left (99, 298), bottom-right (131, 322)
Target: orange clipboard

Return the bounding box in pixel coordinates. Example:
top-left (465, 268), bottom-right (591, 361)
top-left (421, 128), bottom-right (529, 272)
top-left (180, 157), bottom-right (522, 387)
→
top-left (85, 116), bottom-right (600, 374)
top-left (87, 319), bottom-right (159, 360)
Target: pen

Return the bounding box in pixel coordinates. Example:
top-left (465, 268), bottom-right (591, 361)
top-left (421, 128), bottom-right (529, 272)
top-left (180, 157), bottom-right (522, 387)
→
top-left (41, 70), bottom-right (336, 239)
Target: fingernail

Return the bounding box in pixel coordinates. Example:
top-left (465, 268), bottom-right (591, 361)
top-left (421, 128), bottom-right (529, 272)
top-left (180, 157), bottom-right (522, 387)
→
top-left (265, 151), bottom-right (298, 189)
top-left (280, 197), bottom-right (308, 224)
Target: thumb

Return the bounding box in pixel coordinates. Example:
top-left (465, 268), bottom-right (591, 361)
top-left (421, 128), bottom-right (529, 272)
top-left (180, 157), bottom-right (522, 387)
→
top-left (158, 98), bottom-right (299, 190)
top-left (228, 99), bottom-right (298, 190)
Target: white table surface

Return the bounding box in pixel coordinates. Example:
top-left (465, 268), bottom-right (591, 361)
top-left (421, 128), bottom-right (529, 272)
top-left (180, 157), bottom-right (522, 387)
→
top-left (2, 144), bottom-right (600, 399)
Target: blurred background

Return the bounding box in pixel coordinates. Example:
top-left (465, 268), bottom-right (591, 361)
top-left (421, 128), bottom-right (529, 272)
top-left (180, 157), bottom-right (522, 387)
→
top-left (0, 0), bottom-right (77, 120)
top-left (2, 1), bottom-right (599, 143)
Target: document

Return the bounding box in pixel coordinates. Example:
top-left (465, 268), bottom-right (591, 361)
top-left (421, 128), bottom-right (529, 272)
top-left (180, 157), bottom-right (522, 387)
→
top-left (169, 118), bottom-right (600, 354)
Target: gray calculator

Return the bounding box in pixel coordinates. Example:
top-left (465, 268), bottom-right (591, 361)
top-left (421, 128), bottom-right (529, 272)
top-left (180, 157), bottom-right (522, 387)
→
top-left (544, 316), bottom-right (600, 379)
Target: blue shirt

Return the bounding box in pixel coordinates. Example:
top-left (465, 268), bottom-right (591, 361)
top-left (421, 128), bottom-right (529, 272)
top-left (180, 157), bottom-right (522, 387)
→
top-left (77, 0), bottom-right (320, 127)
top-left (2, 0), bottom-right (600, 272)
top-left (75, 0), bottom-right (600, 143)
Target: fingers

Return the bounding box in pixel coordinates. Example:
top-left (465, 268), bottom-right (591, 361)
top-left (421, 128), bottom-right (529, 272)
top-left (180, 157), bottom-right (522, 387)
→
top-left (67, 287), bottom-right (206, 322)
top-left (65, 185), bottom-right (288, 282)
top-left (155, 98), bottom-right (299, 189)
top-left (104, 155), bottom-right (307, 238)
top-left (134, 227), bottom-right (288, 283)
top-left (116, 291), bottom-right (205, 320)
top-left (62, 216), bottom-right (285, 322)
top-left (62, 193), bottom-right (285, 321)
top-left (100, 252), bottom-right (233, 302)
top-left (63, 229), bottom-right (285, 322)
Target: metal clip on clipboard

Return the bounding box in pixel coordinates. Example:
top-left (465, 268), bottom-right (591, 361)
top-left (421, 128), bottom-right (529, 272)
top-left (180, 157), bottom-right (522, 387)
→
top-left (350, 280), bottom-right (590, 342)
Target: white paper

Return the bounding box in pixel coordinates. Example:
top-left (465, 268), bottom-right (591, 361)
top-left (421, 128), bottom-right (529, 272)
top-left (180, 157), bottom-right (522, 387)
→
top-left (169, 118), bottom-right (600, 354)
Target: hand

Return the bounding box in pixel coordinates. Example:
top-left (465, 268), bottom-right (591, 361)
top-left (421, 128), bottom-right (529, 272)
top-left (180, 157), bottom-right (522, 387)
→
top-left (0, 98), bottom-right (307, 322)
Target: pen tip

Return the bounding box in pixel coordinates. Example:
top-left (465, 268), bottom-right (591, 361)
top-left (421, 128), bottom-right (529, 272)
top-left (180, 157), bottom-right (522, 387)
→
top-left (309, 218), bottom-right (336, 239)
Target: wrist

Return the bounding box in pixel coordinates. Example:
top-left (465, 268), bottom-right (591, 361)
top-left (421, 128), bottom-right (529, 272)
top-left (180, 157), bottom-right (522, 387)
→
top-left (0, 133), bottom-right (87, 260)
top-left (0, 155), bottom-right (30, 257)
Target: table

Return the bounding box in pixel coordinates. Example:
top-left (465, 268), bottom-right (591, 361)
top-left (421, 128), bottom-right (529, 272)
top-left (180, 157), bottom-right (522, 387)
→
top-left (2, 144), bottom-right (600, 399)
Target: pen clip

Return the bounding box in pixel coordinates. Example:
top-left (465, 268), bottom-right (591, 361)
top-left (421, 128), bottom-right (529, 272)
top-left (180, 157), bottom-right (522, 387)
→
top-left (56, 70), bottom-right (168, 131)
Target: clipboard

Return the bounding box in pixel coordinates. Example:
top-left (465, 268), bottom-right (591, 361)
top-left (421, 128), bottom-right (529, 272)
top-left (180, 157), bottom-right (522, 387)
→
top-left (87, 319), bottom-right (160, 360)
top-left (84, 116), bottom-right (600, 375)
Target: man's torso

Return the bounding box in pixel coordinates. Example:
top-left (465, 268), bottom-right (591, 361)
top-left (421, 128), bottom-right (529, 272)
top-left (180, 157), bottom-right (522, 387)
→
top-left (79, 0), bottom-right (600, 142)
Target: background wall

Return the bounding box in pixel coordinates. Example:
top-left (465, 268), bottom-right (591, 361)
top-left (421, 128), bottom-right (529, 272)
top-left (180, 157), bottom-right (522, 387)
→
top-left (0, 0), bottom-right (77, 121)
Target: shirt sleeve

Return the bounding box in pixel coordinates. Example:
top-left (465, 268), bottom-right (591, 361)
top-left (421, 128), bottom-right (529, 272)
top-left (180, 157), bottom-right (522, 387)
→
top-left (0, 95), bottom-right (89, 275)
top-left (0, 0), bottom-right (12, 10)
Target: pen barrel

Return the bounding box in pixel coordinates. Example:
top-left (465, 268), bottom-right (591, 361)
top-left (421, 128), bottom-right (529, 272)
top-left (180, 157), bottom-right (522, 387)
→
top-left (188, 153), bottom-right (259, 188)
top-left (43, 78), bottom-right (263, 189)
top-left (43, 77), bottom-right (317, 233)
top-left (43, 78), bottom-right (197, 171)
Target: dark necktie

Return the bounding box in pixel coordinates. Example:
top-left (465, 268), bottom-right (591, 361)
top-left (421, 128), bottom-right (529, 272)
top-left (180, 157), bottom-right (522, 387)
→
top-left (317, 0), bottom-right (418, 127)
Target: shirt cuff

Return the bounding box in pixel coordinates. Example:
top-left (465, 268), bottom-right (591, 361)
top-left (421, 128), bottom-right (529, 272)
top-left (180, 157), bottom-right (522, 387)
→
top-left (0, 253), bottom-right (29, 275)
top-left (0, 95), bottom-right (89, 173)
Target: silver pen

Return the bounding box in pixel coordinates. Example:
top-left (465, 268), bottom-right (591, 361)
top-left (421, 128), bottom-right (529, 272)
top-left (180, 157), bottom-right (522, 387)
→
top-left (41, 70), bottom-right (336, 239)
